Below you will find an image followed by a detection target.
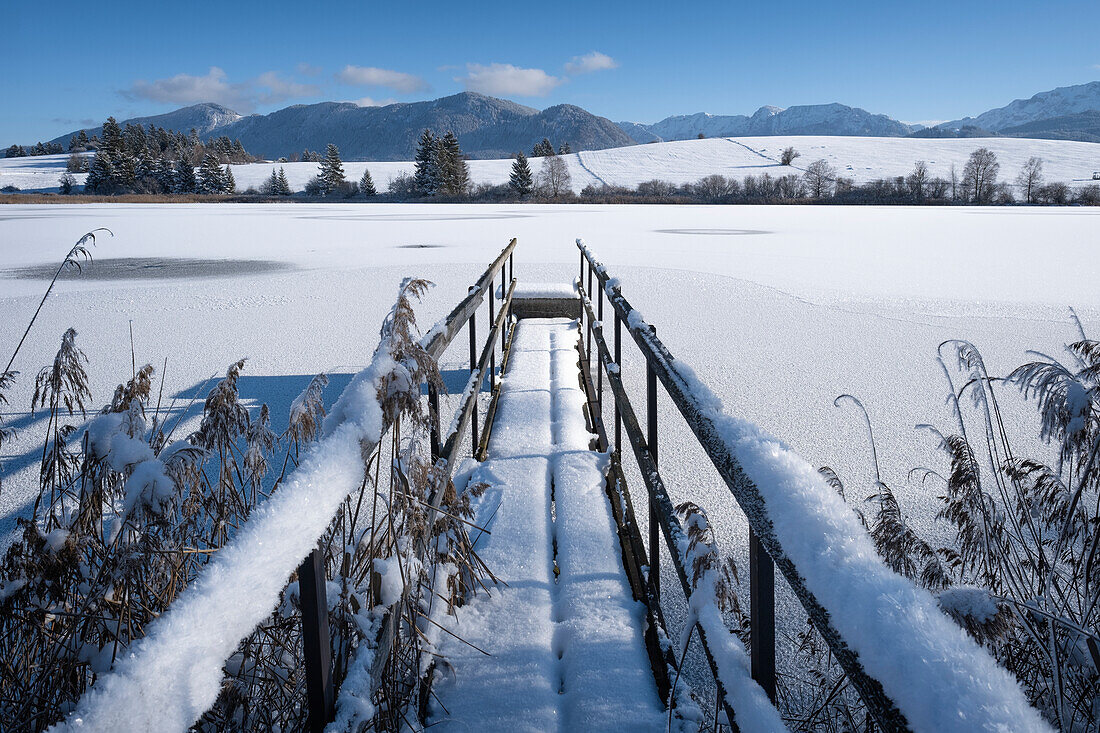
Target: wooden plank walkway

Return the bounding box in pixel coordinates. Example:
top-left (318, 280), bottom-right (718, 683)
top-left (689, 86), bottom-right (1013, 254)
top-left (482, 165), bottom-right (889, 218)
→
top-left (428, 318), bottom-right (666, 732)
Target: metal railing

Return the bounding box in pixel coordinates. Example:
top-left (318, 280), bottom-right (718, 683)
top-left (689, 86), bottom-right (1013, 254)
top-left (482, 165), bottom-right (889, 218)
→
top-left (298, 239), bottom-right (517, 730)
top-left (576, 240), bottom-right (910, 732)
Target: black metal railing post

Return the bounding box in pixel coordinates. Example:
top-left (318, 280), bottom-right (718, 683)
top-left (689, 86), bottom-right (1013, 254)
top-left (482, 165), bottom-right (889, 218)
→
top-left (300, 548), bottom-right (333, 732)
top-left (750, 529), bottom-right (777, 702)
top-left (596, 282), bottom-right (604, 409)
top-left (615, 313), bottom-right (622, 456)
top-left (428, 384), bottom-right (441, 460)
top-left (586, 263), bottom-right (593, 368)
top-left (647, 328), bottom-right (660, 600)
top-left (469, 286), bottom-right (479, 455)
top-left (488, 288), bottom-right (496, 393)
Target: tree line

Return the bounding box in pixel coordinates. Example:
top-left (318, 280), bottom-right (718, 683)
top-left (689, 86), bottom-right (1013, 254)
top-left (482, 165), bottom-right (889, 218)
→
top-left (56, 117), bottom-right (259, 195)
top-left (23, 130), bottom-right (1100, 205)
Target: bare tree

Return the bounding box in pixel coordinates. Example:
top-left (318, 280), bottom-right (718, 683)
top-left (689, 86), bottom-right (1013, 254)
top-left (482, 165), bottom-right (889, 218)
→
top-left (906, 160), bottom-right (929, 200)
top-left (1016, 156), bottom-right (1044, 204)
top-left (962, 147), bottom-right (999, 203)
top-left (693, 174), bottom-right (735, 201)
top-left (949, 163), bottom-right (958, 201)
top-left (537, 155), bottom-right (571, 198)
top-left (780, 146), bottom-right (801, 166)
top-left (803, 159), bottom-right (837, 199)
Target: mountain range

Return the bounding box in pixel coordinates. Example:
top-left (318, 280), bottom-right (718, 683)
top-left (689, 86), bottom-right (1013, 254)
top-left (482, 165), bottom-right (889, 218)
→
top-left (42, 81), bottom-right (1100, 160)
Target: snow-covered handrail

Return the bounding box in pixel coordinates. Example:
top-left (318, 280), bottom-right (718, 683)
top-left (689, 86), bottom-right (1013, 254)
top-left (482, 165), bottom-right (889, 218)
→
top-left (420, 238), bottom-right (515, 360)
top-left (53, 318), bottom-right (409, 732)
top-left (577, 239), bottom-right (1051, 733)
top-left (578, 294), bottom-right (785, 732)
top-left (56, 241), bottom-right (519, 732)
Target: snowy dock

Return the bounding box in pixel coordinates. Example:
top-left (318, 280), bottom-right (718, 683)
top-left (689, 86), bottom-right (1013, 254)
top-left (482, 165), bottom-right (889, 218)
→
top-left (429, 317), bottom-right (666, 730)
top-left (54, 239), bottom-right (1051, 733)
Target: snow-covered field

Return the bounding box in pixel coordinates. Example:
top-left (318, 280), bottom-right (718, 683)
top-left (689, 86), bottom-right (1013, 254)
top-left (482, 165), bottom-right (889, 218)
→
top-left (2, 203), bottom-right (1097, 535)
top-left (4, 133), bottom-right (1099, 194)
top-left (1, 201), bottom-right (1092, 724)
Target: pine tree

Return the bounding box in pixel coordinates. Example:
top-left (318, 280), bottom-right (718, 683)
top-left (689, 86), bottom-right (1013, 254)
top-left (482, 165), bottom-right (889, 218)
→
top-left (318, 143), bottom-right (346, 196)
top-left (84, 150), bottom-right (115, 194)
top-left (413, 129), bottom-right (440, 197)
top-left (275, 167), bottom-right (292, 196)
top-left (359, 167), bottom-right (377, 197)
top-left (100, 117), bottom-right (124, 157)
top-left (223, 165), bottom-right (236, 194)
top-left (558, 142), bottom-right (572, 155)
top-left (437, 131), bottom-right (469, 196)
top-left (77, 130), bottom-right (89, 149)
top-left (154, 158), bottom-right (175, 193)
top-left (176, 155), bottom-right (197, 193)
top-left (197, 153), bottom-right (224, 194)
top-left (532, 138), bottom-right (555, 157)
top-left (509, 152), bottom-right (534, 197)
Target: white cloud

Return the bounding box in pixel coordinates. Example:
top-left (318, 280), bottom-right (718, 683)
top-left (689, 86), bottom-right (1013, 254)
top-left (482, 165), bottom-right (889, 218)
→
top-left (564, 51), bottom-right (618, 75)
top-left (337, 65), bottom-right (428, 93)
top-left (458, 63), bottom-right (563, 97)
top-left (255, 72), bottom-right (320, 104)
top-left (122, 67), bottom-right (318, 112)
top-left (352, 96), bottom-right (398, 108)
top-left (297, 62), bottom-right (323, 76)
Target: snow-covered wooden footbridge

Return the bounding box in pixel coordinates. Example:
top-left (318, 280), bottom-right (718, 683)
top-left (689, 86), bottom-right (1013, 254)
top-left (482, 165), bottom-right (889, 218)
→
top-left (56, 240), bottom-right (1049, 733)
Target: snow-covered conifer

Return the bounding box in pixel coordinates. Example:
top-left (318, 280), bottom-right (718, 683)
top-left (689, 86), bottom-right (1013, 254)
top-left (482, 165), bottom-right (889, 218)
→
top-left (509, 152), bottom-right (534, 197)
top-left (359, 167), bottom-right (377, 197)
top-left (413, 129), bottom-right (440, 196)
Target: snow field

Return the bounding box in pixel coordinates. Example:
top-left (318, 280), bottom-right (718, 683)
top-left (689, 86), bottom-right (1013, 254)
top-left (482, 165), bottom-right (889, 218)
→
top-left (1, 203), bottom-right (1097, 728)
top-left (430, 319), bottom-right (666, 730)
top-left (4, 132), bottom-right (1098, 194)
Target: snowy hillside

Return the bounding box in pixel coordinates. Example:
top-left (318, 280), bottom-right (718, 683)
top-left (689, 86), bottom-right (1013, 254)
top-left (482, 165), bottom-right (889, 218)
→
top-left (6, 134), bottom-right (1099, 195)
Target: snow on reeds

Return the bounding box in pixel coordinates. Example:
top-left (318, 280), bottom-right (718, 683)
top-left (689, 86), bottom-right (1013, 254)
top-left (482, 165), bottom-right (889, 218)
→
top-left (0, 236), bottom-right (488, 732)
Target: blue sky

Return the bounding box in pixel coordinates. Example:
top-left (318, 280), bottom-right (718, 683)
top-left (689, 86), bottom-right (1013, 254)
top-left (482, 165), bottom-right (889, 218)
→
top-left (5, 0), bottom-right (1099, 143)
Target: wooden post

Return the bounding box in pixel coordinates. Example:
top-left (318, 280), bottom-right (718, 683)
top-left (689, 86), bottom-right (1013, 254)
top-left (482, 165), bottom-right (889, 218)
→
top-left (300, 548), bottom-right (333, 731)
top-left (750, 528), bottom-right (777, 702)
top-left (469, 286), bottom-right (479, 455)
top-left (647, 328), bottom-right (660, 599)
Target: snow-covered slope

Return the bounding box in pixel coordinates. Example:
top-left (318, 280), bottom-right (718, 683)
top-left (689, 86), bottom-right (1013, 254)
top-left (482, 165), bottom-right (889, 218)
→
top-left (5, 134), bottom-right (1099, 196)
top-left (940, 81), bottom-right (1100, 132)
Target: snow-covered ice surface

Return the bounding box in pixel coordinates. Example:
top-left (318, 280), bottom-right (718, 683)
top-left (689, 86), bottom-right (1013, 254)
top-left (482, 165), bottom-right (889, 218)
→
top-left (1, 202), bottom-right (1097, 727)
top-left (4, 132), bottom-right (1099, 194)
top-left (429, 318), bottom-right (666, 731)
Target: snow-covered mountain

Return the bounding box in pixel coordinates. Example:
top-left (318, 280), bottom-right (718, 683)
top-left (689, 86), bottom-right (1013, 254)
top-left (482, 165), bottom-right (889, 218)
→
top-left (938, 81), bottom-right (1100, 132)
top-left (47, 103), bottom-right (241, 147)
top-left (232, 94), bottom-right (634, 160)
top-left (621, 103), bottom-right (913, 142)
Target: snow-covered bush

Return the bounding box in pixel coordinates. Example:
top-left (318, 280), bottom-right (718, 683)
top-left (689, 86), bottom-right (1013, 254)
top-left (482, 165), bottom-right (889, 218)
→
top-left (826, 320), bottom-right (1100, 731)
